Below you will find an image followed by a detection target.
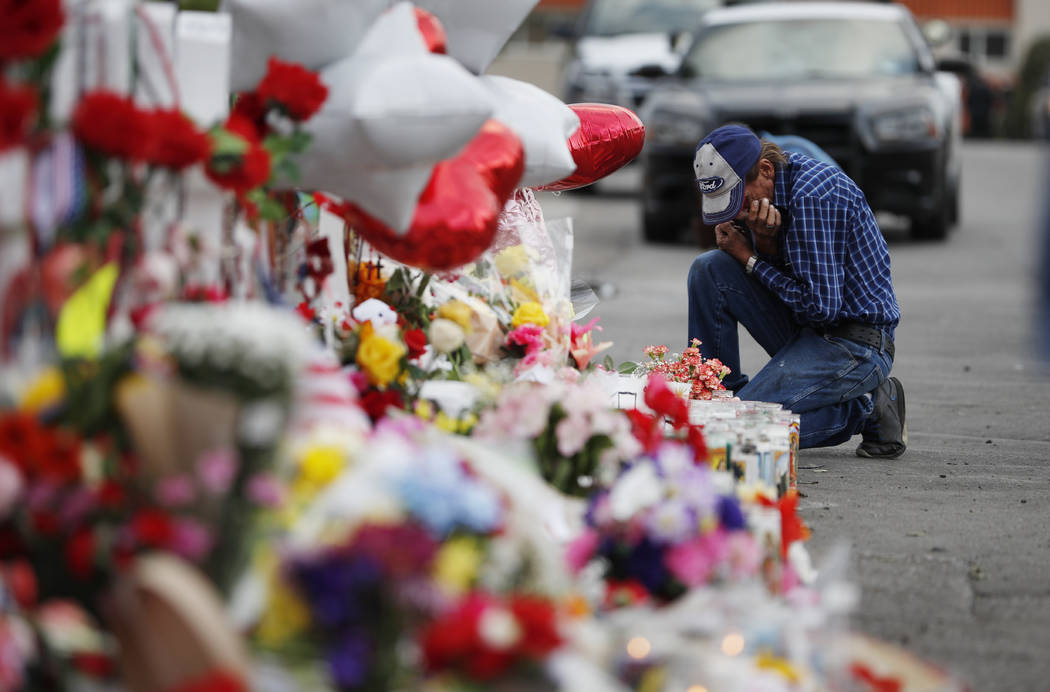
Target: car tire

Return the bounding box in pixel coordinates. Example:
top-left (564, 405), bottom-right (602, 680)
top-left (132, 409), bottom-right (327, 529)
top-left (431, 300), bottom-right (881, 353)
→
top-left (910, 198), bottom-right (950, 241)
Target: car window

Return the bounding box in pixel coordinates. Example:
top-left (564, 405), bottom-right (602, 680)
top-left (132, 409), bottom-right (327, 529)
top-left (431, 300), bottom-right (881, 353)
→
top-left (682, 18), bottom-right (921, 80)
top-left (584, 0), bottom-right (721, 37)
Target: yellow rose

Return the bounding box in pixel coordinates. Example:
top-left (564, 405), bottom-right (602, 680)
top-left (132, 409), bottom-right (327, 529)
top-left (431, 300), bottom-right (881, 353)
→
top-left (295, 445), bottom-right (345, 496)
top-left (511, 301), bottom-right (549, 328)
top-left (494, 245), bottom-right (529, 277)
top-left (19, 367), bottom-right (65, 413)
top-left (356, 332), bottom-right (406, 387)
top-left (437, 300), bottom-right (473, 332)
top-left (433, 537), bottom-right (483, 595)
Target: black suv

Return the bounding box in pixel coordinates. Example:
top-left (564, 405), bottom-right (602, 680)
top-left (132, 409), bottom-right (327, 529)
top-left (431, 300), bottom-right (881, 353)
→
top-left (639, 1), bottom-right (962, 242)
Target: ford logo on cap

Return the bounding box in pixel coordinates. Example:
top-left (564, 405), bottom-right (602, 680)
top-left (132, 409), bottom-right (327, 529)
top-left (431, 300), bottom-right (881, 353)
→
top-left (697, 176), bottom-right (724, 193)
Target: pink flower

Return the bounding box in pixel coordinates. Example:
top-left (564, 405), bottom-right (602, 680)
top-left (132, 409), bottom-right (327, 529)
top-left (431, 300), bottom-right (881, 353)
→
top-left (665, 529), bottom-right (730, 587)
top-left (170, 518), bottom-right (214, 561)
top-left (555, 413), bottom-right (590, 456)
top-left (506, 324), bottom-right (545, 355)
top-left (565, 529), bottom-right (600, 573)
top-left (246, 472), bottom-right (286, 507)
top-left (155, 474), bottom-right (196, 507)
top-left (196, 448), bottom-right (238, 495)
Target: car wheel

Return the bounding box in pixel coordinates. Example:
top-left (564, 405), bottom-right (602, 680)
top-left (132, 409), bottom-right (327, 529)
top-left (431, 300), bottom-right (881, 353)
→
top-left (910, 199), bottom-right (950, 241)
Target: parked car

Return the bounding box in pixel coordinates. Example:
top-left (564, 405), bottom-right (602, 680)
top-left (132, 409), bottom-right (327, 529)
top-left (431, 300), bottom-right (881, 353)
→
top-left (557, 0), bottom-right (723, 110)
top-left (638, 1), bottom-right (963, 242)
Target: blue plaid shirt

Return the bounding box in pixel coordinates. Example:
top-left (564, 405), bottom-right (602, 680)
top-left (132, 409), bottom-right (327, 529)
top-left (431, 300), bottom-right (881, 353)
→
top-left (752, 153), bottom-right (900, 335)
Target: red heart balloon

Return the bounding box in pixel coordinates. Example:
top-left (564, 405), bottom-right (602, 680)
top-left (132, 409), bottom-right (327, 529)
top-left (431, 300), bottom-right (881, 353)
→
top-left (458, 119), bottom-right (526, 202)
top-left (351, 121), bottom-right (524, 272)
top-left (537, 103), bottom-right (646, 192)
top-left (413, 7), bottom-right (447, 54)
top-left (352, 161), bottom-right (497, 272)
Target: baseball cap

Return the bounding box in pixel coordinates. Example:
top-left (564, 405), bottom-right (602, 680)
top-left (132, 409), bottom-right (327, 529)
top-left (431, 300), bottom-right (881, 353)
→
top-left (693, 125), bottom-right (761, 224)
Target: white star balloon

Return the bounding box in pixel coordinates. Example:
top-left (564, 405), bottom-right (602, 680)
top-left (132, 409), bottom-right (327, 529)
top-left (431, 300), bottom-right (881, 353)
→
top-left (293, 2), bottom-right (494, 233)
top-left (480, 75), bottom-right (579, 188)
top-left (414, 0), bottom-right (539, 74)
top-left (225, 0), bottom-right (389, 92)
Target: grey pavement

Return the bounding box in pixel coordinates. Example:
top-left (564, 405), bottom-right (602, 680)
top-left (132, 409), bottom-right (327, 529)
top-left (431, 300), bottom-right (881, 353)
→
top-left (534, 146), bottom-right (1050, 690)
top-left (493, 45), bottom-right (1050, 689)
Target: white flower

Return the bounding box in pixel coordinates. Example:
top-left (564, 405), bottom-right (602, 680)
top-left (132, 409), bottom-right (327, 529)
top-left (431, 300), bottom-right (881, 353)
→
top-left (429, 318), bottom-right (465, 354)
top-left (238, 399), bottom-right (286, 446)
top-left (609, 462), bottom-right (664, 521)
top-left (478, 608), bottom-right (522, 650)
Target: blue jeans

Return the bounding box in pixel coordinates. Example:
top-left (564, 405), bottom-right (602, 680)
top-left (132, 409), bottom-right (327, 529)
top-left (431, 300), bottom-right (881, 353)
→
top-left (687, 251), bottom-right (892, 449)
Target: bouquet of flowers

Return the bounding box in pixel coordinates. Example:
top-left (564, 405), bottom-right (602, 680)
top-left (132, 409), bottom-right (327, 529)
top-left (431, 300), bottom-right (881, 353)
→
top-left (240, 416), bottom-right (581, 691)
top-left (472, 377), bottom-right (641, 497)
top-left (565, 432), bottom-right (813, 609)
top-left (633, 340), bottom-right (731, 400)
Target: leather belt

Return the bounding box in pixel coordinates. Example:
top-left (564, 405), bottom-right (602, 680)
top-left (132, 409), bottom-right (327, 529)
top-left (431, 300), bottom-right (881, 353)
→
top-left (824, 321), bottom-right (894, 360)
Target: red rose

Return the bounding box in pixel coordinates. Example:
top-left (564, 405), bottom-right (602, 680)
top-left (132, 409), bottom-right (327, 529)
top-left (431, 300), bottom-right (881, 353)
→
top-left (0, 0), bottom-right (65, 61)
top-left (65, 528), bottom-right (96, 579)
top-left (146, 108), bottom-right (210, 170)
top-left (255, 57), bottom-right (327, 122)
top-left (359, 388), bottom-right (404, 422)
top-left (205, 115), bottom-right (271, 195)
top-left (35, 427), bottom-right (82, 483)
top-left (403, 327), bottom-right (427, 360)
top-left (69, 652), bottom-right (115, 678)
top-left (130, 509), bottom-right (174, 548)
top-left (230, 91), bottom-right (268, 139)
top-left (72, 90), bottom-right (154, 161)
top-left (0, 78), bottom-right (38, 151)
top-left (95, 479), bottom-right (126, 509)
top-left (509, 595), bottom-right (562, 657)
top-left (0, 411), bottom-right (45, 473)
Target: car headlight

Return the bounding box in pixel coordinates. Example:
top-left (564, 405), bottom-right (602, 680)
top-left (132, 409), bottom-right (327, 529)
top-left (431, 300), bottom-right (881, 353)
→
top-left (644, 112), bottom-right (705, 146)
top-left (869, 105), bottom-right (939, 144)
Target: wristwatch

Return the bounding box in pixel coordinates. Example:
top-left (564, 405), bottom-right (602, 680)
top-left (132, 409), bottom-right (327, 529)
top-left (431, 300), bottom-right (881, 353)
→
top-left (744, 255), bottom-right (758, 275)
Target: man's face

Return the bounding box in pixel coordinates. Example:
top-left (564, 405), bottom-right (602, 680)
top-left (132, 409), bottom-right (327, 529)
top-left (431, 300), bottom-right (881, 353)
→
top-left (736, 160), bottom-right (775, 220)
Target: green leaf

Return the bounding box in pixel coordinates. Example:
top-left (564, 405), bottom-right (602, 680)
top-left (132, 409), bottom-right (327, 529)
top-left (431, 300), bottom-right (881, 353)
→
top-left (617, 360), bottom-right (640, 375)
top-left (209, 127), bottom-right (249, 157)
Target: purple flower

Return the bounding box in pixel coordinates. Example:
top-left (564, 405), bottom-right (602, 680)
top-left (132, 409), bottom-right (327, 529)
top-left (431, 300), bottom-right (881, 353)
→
top-left (717, 494), bottom-right (747, 531)
top-left (290, 552), bottom-right (382, 630)
top-left (327, 631), bottom-right (372, 688)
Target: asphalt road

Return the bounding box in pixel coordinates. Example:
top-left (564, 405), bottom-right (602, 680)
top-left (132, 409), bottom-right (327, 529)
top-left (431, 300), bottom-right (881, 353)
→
top-left (533, 141), bottom-right (1050, 690)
